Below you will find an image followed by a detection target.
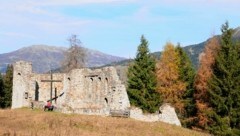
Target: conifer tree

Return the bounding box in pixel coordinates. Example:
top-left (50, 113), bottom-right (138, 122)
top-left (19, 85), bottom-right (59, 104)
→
top-left (175, 45), bottom-right (196, 127)
top-left (0, 73), bottom-right (4, 108)
top-left (194, 37), bottom-right (220, 129)
top-left (156, 43), bottom-right (186, 112)
top-left (3, 64), bottom-right (13, 108)
top-left (127, 35), bottom-right (161, 113)
top-left (207, 22), bottom-right (240, 135)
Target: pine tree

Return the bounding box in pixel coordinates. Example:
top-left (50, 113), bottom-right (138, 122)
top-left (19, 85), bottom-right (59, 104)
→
top-left (156, 43), bottom-right (186, 112)
top-left (3, 64), bottom-right (13, 108)
top-left (175, 45), bottom-right (196, 127)
top-left (127, 35), bottom-right (162, 113)
top-left (207, 22), bottom-right (240, 135)
top-left (194, 37), bottom-right (220, 129)
top-left (0, 73), bottom-right (4, 108)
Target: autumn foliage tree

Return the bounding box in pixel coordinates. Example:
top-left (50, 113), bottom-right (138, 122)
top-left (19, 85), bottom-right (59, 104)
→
top-left (193, 36), bottom-right (220, 129)
top-left (156, 43), bottom-right (186, 112)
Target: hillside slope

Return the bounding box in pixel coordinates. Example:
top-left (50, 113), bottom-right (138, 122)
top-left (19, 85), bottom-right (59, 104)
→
top-left (0, 109), bottom-right (210, 136)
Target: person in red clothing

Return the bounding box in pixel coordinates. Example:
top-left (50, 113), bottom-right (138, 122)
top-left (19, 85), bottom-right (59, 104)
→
top-left (44, 100), bottom-right (54, 111)
top-left (47, 101), bottom-right (51, 107)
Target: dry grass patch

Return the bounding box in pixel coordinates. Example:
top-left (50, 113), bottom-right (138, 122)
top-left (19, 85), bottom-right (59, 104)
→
top-left (0, 109), bottom-right (210, 136)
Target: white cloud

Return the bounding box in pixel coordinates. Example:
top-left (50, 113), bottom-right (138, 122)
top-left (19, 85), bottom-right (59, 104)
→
top-left (0, 0), bottom-right (96, 36)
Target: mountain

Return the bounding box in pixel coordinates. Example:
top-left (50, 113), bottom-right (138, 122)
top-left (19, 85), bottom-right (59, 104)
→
top-left (0, 45), bottom-right (126, 73)
top-left (152, 27), bottom-right (240, 68)
top-left (1, 27), bottom-right (239, 73)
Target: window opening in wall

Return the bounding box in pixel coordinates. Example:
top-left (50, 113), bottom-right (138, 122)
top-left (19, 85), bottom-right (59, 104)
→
top-left (98, 77), bottom-right (101, 81)
top-left (35, 81), bottom-right (39, 101)
top-left (68, 77), bottom-right (71, 81)
top-left (105, 98), bottom-right (108, 104)
top-left (18, 73), bottom-right (21, 75)
top-left (90, 78), bottom-right (93, 82)
top-left (24, 92), bottom-right (28, 99)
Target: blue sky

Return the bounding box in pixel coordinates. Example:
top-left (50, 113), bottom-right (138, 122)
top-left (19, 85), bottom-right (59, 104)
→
top-left (0, 0), bottom-right (239, 57)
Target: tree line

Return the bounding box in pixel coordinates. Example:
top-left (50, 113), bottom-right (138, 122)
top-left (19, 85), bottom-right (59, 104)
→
top-left (0, 65), bottom-right (13, 108)
top-left (127, 22), bottom-right (240, 135)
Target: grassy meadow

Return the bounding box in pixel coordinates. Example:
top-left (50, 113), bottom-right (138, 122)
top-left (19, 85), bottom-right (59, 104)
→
top-left (0, 108), bottom-right (210, 136)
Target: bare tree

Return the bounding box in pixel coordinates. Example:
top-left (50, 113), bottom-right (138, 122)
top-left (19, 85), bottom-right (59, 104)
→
top-left (61, 35), bottom-right (86, 72)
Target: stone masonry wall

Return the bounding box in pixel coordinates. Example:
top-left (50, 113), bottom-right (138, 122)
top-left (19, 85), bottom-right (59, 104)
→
top-left (12, 61), bottom-right (130, 116)
top-left (12, 61), bottom-right (32, 109)
top-left (130, 103), bottom-right (181, 126)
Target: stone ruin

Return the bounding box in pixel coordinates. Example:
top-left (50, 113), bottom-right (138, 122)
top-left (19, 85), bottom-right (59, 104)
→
top-left (11, 61), bottom-right (181, 126)
top-left (130, 104), bottom-right (181, 126)
top-left (12, 61), bottom-right (130, 115)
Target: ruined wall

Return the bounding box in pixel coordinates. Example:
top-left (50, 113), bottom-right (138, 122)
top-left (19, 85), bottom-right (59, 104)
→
top-left (12, 61), bottom-right (66, 109)
top-left (130, 104), bottom-right (181, 126)
top-left (12, 61), bottom-right (32, 109)
top-left (30, 73), bottom-right (65, 104)
top-left (59, 67), bottom-right (130, 115)
top-left (12, 61), bottom-right (130, 116)
top-left (158, 104), bottom-right (181, 126)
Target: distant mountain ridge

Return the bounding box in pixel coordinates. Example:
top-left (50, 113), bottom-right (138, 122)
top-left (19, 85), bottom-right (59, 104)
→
top-left (183, 26), bottom-right (240, 68)
top-left (1, 27), bottom-right (239, 73)
top-left (0, 45), bottom-right (126, 73)
top-left (112, 27), bottom-right (240, 69)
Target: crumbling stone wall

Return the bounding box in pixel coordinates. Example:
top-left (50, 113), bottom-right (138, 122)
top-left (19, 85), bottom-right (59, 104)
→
top-left (130, 103), bottom-right (181, 126)
top-left (12, 61), bottom-right (32, 109)
top-left (12, 61), bottom-right (130, 116)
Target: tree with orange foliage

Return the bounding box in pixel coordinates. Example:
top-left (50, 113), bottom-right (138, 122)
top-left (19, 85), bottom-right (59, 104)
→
top-left (193, 37), bottom-right (220, 129)
top-left (156, 43), bottom-right (186, 112)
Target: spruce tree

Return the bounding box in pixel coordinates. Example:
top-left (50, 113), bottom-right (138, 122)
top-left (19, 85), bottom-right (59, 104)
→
top-left (175, 45), bottom-right (196, 127)
top-left (3, 64), bottom-right (13, 108)
top-left (0, 73), bottom-right (4, 108)
top-left (127, 35), bottom-right (161, 113)
top-left (207, 22), bottom-right (240, 135)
